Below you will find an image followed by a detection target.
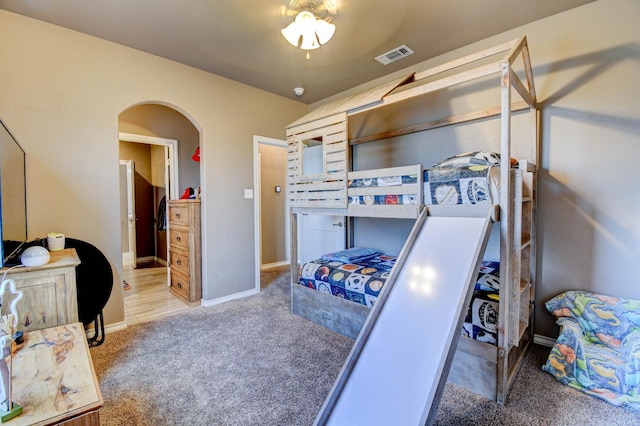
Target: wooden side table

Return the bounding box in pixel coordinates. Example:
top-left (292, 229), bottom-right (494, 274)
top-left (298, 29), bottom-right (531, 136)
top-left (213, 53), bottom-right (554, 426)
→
top-left (10, 323), bottom-right (103, 425)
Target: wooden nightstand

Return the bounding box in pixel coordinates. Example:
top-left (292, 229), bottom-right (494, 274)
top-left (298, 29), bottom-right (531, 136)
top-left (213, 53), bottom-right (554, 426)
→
top-left (0, 248), bottom-right (81, 332)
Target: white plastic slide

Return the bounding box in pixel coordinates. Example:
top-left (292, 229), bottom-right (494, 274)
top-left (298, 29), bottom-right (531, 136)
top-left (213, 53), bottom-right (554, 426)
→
top-left (315, 208), bottom-right (492, 426)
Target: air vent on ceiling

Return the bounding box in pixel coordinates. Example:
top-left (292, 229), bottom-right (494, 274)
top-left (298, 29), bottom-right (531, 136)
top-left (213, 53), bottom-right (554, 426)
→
top-left (375, 45), bottom-right (414, 65)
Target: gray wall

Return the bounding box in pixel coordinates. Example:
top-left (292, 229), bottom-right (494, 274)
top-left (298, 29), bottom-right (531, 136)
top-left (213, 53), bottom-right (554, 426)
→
top-left (0, 10), bottom-right (306, 327)
top-left (312, 0), bottom-right (640, 339)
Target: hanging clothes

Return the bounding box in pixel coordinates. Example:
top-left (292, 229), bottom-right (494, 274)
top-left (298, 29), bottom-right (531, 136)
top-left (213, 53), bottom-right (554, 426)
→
top-left (157, 195), bottom-right (167, 231)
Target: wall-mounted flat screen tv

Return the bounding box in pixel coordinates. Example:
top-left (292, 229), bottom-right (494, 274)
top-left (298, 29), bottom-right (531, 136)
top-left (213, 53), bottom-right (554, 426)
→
top-left (0, 119), bottom-right (27, 268)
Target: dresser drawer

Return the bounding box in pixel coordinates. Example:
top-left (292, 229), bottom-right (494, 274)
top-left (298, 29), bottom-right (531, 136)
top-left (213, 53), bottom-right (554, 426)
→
top-left (170, 249), bottom-right (190, 276)
top-left (167, 199), bottom-right (201, 305)
top-left (169, 204), bottom-right (190, 226)
top-left (170, 269), bottom-right (190, 300)
top-left (169, 227), bottom-right (190, 250)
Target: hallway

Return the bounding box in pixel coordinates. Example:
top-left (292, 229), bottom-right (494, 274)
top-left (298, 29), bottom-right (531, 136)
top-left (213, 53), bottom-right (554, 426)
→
top-left (123, 263), bottom-right (189, 325)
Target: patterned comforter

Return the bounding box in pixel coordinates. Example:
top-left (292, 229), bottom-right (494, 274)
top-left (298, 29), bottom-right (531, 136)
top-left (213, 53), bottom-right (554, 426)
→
top-left (424, 165), bottom-right (500, 205)
top-left (542, 291), bottom-right (640, 410)
top-left (299, 250), bottom-right (501, 346)
top-left (299, 252), bottom-right (396, 307)
top-left (348, 174), bottom-right (419, 206)
top-left (461, 261), bottom-right (500, 345)
top-left (347, 166), bottom-right (500, 206)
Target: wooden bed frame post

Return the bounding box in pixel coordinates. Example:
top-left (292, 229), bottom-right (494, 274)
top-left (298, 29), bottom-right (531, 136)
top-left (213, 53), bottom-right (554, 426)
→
top-left (289, 208), bottom-right (298, 313)
top-left (497, 51), bottom-right (513, 405)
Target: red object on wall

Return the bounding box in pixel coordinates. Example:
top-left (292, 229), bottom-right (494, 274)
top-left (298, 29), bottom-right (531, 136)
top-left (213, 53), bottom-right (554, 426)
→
top-left (192, 147), bottom-right (200, 162)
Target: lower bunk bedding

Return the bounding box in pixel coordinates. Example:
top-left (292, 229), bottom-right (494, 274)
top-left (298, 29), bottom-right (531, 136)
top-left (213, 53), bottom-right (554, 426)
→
top-left (297, 248), bottom-right (501, 346)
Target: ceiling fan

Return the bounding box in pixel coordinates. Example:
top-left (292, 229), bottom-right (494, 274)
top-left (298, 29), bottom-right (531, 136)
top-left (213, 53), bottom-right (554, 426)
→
top-left (280, 0), bottom-right (339, 58)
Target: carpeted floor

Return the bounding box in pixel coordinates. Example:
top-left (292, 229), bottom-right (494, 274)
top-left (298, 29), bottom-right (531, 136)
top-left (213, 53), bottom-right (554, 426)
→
top-left (90, 271), bottom-right (640, 425)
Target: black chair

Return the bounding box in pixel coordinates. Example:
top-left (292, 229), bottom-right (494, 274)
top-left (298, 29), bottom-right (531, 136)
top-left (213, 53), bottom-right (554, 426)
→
top-left (63, 238), bottom-right (113, 347)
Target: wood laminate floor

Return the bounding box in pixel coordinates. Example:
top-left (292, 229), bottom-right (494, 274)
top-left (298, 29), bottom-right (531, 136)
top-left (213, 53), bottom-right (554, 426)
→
top-left (123, 265), bottom-right (190, 325)
top-left (123, 263), bottom-right (287, 325)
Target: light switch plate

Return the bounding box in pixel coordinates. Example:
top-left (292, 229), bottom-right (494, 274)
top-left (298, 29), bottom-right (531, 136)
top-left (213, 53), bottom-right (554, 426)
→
top-left (244, 189), bottom-right (253, 199)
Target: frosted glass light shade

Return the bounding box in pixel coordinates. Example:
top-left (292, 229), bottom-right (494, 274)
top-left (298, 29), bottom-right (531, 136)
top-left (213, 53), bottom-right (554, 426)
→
top-left (281, 22), bottom-right (301, 46)
top-left (315, 19), bottom-right (335, 45)
top-left (281, 10), bottom-right (335, 49)
top-left (300, 32), bottom-right (320, 50)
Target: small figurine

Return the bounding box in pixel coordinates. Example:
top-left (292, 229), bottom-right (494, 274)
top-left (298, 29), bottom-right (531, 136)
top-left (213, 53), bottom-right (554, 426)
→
top-left (0, 279), bottom-right (24, 422)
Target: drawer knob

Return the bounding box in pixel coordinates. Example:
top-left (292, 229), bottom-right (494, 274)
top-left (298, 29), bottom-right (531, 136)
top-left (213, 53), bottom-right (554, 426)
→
top-left (175, 213), bottom-right (181, 219)
top-left (177, 282), bottom-right (182, 288)
top-left (176, 236), bottom-right (181, 242)
top-left (176, 259), bottom-right (182, 265)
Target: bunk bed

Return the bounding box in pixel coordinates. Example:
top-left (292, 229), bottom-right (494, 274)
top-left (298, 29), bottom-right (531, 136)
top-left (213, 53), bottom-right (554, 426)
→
top-left (286, 36), bottom-right (538, 404)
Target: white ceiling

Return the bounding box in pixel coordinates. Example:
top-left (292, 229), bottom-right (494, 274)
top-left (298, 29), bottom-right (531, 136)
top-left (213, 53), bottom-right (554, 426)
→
top-left (0, 0), bottom-right (595, 104)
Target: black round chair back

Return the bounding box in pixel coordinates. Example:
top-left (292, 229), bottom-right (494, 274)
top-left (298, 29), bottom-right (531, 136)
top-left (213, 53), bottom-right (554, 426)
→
top-left (63, 238), bottom-right (113, 327)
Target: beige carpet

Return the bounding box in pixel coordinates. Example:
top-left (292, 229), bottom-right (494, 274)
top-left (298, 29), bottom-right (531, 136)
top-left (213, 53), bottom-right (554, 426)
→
top-left (90, 271), bottom-right (640, 425)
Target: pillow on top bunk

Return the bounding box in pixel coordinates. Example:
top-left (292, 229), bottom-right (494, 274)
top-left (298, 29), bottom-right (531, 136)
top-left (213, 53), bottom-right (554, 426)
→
top-left (432, 151), bottom-right (517, 169)
top-left (321, 247), bottom-right (381, 264)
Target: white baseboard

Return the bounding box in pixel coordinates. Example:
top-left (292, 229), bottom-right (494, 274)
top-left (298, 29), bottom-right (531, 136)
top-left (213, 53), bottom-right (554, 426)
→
top-left (105, 321), bottom-right (128, 333)
top-left (261, 261), bottom-right (289, 271)
top-left (122, 253), bottom-right (168, 267)
top-left (533, 333), bottom-right (556, 347)
top-left (85, 320), bottom-right (127, 340)
top-left (201, 288), bottom-right (258, 307)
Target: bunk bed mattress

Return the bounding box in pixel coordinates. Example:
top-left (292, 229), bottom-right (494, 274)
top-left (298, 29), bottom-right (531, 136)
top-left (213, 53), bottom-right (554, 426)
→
top-left (348, 173), bottom-right (419, 206)
top-left (299, 247), bottom-right (501, 345)
top-left (298, 253), bottom-right (397, 307)
top-left (423, 165), bottom-right (500, 205)
top-left (461, 261), bottom-right (501, 345)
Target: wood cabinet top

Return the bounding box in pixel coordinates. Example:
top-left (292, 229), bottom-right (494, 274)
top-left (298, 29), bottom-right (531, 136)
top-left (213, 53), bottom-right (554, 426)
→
top-left (1, 248), bottom-right (80, 274)
top-left (168, 199), bottom-right (201, 205)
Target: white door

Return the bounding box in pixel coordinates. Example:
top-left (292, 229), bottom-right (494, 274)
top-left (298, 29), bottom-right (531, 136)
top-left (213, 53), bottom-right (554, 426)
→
top-left (124, 160), bottom-right (137, 268)
top-left (298, 214), bottom-right (346, 264)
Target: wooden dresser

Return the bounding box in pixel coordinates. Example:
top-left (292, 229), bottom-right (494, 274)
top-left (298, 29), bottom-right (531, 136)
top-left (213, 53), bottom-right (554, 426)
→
top-left (0, 248), bottom-right (81, 333)
top-left (168, 199), bottom-right (201, 305)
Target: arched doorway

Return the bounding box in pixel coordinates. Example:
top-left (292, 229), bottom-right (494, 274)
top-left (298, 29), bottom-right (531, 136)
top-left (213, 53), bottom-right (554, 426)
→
top-left (118, 103), bottom-right (201, 324)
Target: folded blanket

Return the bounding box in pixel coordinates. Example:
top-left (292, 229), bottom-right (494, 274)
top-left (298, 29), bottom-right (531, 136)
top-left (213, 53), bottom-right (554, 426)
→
top-left (321, 247), bottom-right (381, 263)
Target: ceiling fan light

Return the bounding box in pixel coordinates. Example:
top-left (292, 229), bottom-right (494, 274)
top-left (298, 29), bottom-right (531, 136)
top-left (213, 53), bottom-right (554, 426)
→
top-left (281, 21), bottom-right (301, 46)
top-left (295, 10), bottom-right (316, 29)
top-left (281, 3), bottom-right (337, 55)
top-left (300, 33), bottom-right (320, 51)
top-left (315, 19), bottom-right (335, 45)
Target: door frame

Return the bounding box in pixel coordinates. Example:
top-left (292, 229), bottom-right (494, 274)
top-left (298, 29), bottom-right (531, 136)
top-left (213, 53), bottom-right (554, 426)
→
top-left (119, 132), bottom-right (179, 278)
top-left (253, 135), bottom-right (289, 292)
top-left (119, 132), bottom-right (179, 199)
